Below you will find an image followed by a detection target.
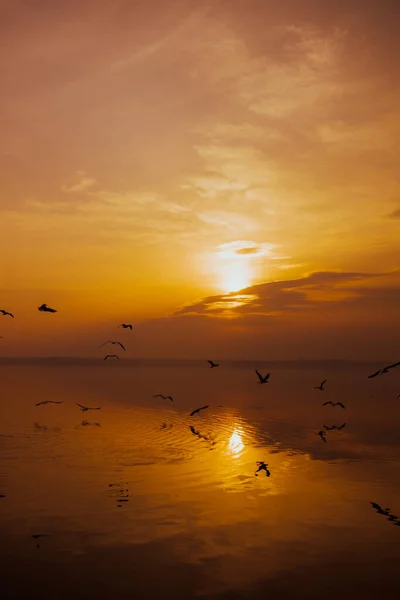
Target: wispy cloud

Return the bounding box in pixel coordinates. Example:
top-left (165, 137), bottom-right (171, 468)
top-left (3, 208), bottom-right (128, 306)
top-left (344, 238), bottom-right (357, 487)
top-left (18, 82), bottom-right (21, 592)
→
top-left (61, 172), bottom-right (97, 194)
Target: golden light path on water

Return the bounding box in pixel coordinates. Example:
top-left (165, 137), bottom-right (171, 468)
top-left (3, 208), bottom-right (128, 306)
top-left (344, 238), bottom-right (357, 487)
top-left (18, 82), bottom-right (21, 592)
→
top-left (228, 429), bottom-right (245, 456)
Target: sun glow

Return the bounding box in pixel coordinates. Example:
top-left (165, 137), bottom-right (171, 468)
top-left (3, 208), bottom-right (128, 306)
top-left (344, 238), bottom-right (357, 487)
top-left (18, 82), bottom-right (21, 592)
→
top-left (220, 261), bottom-right (252, 293)
top-left (228, 430), bottom-right (245, 456)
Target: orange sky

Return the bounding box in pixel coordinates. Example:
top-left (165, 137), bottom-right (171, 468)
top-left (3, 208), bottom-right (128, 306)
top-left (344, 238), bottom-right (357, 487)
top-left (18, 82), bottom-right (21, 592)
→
top-left (0, 0), bottom-right (399, 359)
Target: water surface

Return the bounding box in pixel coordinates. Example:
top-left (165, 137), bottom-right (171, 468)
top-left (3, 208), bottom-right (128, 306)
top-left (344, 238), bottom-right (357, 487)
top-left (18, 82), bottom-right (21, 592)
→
top-left (1, 362), bottom-right (399, 599)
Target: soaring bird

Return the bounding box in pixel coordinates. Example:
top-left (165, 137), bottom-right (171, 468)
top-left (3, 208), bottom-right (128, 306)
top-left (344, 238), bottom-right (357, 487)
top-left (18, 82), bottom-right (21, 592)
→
top-left (0, 310), bottom-right (14, 318)
top-left (118, 324), bottom-right (132, 330)
top-left (324, 422), bottom-right (346, 431)
top-left (397, 394), bottom-right (400, 400)
top-left (370, 502), bottom-right (391, 515)
top-left (323, 401), bottom-right (346, 409)
top-left (255, 369), bottom-right (270, 384)
top-left (255, 461), bottom-right (270, 477)
top-left (208, 360), bottom-right (219, 368)
top-left (101, 341), bottom-right (126, 351)
top-left (318, 430), bottom-right (328, 443)
top-left (153, 394), bottom-right (174, 402)
top-left (35, 400), bottom-right (63, 406)
top-left (315, 379), bottom-right (327, 391)
top-left (104, 354), bottom-right (120, 360)
top-left (38, 303), bottom-right (57, 313)
top-left (76, 403), bottom-right (101, 412)
top-left (189, 405), bottom-right (209, 417)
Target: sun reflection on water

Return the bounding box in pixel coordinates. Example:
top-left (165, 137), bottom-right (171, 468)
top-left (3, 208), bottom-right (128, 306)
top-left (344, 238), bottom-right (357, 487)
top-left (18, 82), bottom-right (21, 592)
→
top-left (228, 430), bottom-right (245, 456)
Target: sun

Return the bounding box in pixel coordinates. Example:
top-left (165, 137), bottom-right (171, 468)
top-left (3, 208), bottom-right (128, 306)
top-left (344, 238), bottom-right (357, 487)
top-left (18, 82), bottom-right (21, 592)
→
top-left (220, 261), bottom-right (251, 293)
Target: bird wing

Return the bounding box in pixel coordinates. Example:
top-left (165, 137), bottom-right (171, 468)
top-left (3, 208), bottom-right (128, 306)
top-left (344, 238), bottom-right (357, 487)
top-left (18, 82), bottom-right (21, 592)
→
top-left (322, 401), bottom-right (331, 406)
top-left (368, 370), bottom-right (381, 378)
top-left (100, 341), bottom-right (111, 347)
top-left (153, 395), bottom-right (164, 398)
top-left (207, 360), bottom-right (214, 366)
top-left (338, 422), bottom-right (347, 430)
top-left (337, 402), bottom-right (346, 408)
top-left (385, 361), bottom-right (400, 370)
top-left (321, 379), bottom-right (327, 386)
top-left (166, 396), bottom-right (173, 401)
top-left (118, 343), bottom-right (126, 351)
top-left (76, 403), bottom-right (87, 410)
top-left (128, 325), bottom-right (132, 329)
top-left (255, 369), bottom-right (264, 382)
top-left (189, 408), bottom-right (199, 416)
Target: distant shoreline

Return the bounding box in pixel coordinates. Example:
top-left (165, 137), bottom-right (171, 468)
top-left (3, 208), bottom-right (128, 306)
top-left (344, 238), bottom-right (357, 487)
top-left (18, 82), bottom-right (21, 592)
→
top-left (0, 357), bottom-right (388, 369)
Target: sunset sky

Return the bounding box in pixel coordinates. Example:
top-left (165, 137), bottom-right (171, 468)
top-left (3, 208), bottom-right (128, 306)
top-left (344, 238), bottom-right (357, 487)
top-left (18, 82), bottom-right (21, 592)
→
top-left (1, 0), bottom-right (399, 359)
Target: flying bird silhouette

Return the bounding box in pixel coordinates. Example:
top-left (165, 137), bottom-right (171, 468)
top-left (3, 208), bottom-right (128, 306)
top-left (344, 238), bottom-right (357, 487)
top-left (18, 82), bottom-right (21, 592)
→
top-left (207, 360), bottom-right (219, 368)
top-left (255, 370), bottom-right (270, 384)
top-left (255, 461), bottom-right (270, 477)
top-left (323, 422), bottom-right (346, 431)
top-left (318, 430), bottom-right (328, 443)
top-left (315, 379), bottom-right (327, 391)
top-left (189, 405), bottom-right (209, 417)
top-left (397, 394), bottom-right (400, 400)
top-left (35, 400), bottom-right (63, 406)
top-left (76, 403), bottom-right (101, 412)
top-left (101, 341), bottom-right (126, 351)
top-left (104, 354), bottom-right (120, 360)
top-left (118, 324), bottom-right (132, 330)
top-left (38, 303), bottom-right (57, 313)
top-left (153, 394), bottom-right (174, 402)
top-left (323, 401), bottom-right (346, 409)
top-left (370, 502), bottom-right (391, 515)
top-left (0, 310), bottom-right (14, 318)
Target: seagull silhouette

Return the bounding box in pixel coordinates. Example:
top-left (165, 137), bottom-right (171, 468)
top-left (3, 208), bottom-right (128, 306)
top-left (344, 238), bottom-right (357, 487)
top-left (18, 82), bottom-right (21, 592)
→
top-left (38, 303), bottom-right (57, 313)
top-left (315, 379), bottom-right (327, 391)
top-left (104, 354), bottom-right (120, 360)
top-left (318, 430), bottom-right (328, 443)
top-left (370, 502), bottom-right (391, 516)
top-left (323, 422), bottom-right (346, 431)
top-left (0, 310), bottom-right (14, 318)
top-left (189, 405), bottom-right (209, 417)
top-left (208, 360), bottom-right (219, 368)
top-left (35, 400), bottom-right (63, 406)
top-left (255, 370), bottom-right (270, 384)
top-left (118, 324), bottom-right (132, 330)
top-left (101, 341), bottom-right (126, 351)
top-left (255, 461), bottom-right (270, 477)
top-left (153, 394), bottom-right (174, 402)
top-left (323, 401), bottom-right (346, 409)
top-left (76, 403), bottom-right (101, 412)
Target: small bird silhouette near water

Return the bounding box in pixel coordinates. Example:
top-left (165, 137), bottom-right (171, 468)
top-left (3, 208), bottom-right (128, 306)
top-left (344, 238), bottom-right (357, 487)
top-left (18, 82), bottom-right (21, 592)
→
top-left (189, 405), bottom-right (209, 417)
top-left (315, 379), bottom-right (327, 391)
top-left (0, 310), bottom-right (14, 318)
top-left (324, 422), bottom-right (346, 431)
top-left (35, 400), bottom-right (63, 406)
top-left (76, 403), bottom-right (101, 412)
top-left (118, 324), bottom-right (132, 330)
top-left (104, 354), bottom-right (119, 360)
top-left (208, 360), bottom-right (219, 368)
top-left (101, 341), bottom-right (126, 351)
top-left (323, 401), bottom-right (345, 409)
top-left (318, 430), bottom-right (327, 443)
top-left (38, 303), bottom-right (57, 313)
top-left (255, 461), bottom-right (270, 477)
top-left (370, 502), bottom-right (391, 515)
top-left (153, 394), bottom-right (174, 402)
top-left (255, 370), bottom-right (270, 384)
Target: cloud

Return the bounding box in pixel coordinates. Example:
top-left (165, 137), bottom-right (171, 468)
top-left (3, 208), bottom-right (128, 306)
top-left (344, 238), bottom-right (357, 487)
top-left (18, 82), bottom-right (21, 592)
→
top-left (174, 270), bottom-right (400, 318)
top-left (61, 172), bottom-right (97, 194)
top-left (389, 207), bottom-right (400, 218)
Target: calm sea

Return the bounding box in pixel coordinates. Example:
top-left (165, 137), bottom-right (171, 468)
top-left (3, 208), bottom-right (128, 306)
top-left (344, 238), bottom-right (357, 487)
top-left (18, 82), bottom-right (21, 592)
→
top-left (1, 361), bottom-right (399, 599)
